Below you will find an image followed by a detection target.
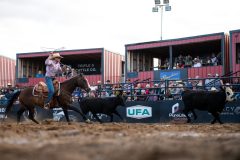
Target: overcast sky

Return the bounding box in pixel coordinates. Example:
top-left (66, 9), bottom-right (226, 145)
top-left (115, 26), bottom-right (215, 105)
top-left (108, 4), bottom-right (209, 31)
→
top-left (0, 0), bottom-right (239, 59)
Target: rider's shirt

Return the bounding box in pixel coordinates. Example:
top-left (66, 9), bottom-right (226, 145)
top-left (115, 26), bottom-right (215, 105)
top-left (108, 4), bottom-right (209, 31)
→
top-left (45, 59), bottom-right (62, 77)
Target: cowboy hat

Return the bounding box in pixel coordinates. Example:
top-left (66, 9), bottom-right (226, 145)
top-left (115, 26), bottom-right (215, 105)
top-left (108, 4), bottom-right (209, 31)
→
top-left (51, 53), bottom-right (63, 59)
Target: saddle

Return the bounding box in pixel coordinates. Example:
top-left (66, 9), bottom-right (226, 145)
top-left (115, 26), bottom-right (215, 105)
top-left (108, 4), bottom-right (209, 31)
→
top-left (33, 80), bottom-right (60, 97)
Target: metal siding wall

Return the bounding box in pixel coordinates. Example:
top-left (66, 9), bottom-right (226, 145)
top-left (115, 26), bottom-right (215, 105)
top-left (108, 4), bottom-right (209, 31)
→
top-left (127, 35), bottom-right (222, 50)
top-left (138, 71), bottom-right (154, 81)
top-left (85, 75), bottom-right (101, 86)
top-left (231, 32), bottom-right (240, 73)
top-left (0, 56), bottom-right (16, 87)
top-left (188, 66), bottom-right (223, 78)
top-left (103, 50), bottom-right (124, 84)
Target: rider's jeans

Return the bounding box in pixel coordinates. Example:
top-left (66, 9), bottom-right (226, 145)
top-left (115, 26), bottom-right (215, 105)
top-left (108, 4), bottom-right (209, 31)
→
top-left (45, 77), bottom-right (54, 104)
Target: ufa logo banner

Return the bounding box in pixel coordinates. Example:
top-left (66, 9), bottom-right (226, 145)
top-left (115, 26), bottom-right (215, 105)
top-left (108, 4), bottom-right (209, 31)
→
top-left (126, 105), bottom-right (152, 119)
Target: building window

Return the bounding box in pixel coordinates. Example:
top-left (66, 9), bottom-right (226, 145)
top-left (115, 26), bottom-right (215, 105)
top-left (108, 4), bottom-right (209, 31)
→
top-left (236, 43), bottom-right (240, 64)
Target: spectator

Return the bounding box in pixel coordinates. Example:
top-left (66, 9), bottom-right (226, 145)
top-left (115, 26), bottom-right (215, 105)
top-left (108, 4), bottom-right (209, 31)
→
top-left (145, 84), bottom-right (150, 95)
top-left (96, 81), bottom-right (102, 97)
top-left (35, 70), bottom-right (44, 78)
top-left (113, 83), bottom-right (122, 96)
top-left (135, 83), bottom-right (142, 101)
top-left (217, 52), bottom-right (222, 65)
top-left (211, 53), bottom-right (218, 66)
top-left (186, 80), bottom-right (193, 90)
top-left (232, 79), bottom-right (240, 100)
top-left (105, 80), bottom-right (112, 97)
top-left (214, 73), bottom-right (223, 91)
top-left (205, 73), bottom-right (214, 91)
top-left (184, 54), bottom-right (193, 68)
top-left (138, 89), bottom-right (146, 101)
top-left (147, 89), bottom-right (159, 101)
top-left (193, 58), bottom-right (202, 67)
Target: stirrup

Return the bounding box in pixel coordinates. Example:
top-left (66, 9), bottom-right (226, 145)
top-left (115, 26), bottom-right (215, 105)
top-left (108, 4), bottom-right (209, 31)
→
top-left (43, 103), bottom-right (50, 109)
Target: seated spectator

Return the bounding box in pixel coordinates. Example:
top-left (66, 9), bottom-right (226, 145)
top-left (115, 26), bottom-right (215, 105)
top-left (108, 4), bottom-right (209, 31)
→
top-left (214, 73), bottom-right (223, 91)
top-left (186, 79), bottom-right (193, 89)
top-left (206, 56), bottom-right (212, 66)
top-left (35, 70), bottom-right (44, 78)
top-left (211, 53), bottom-right (218, 66)
top-left (162, 58), bottom-right (170, 69)
top-left (138, 89), bottom-right (146, 101)
top-left (113, 83), bottom-right (122, 96)
top-left (184, 54), bottom-right (193, 68)
top-left (145, 84), bottom-right (150, 95)
top-left (146, 89), bottom-right (158, 101)
top-left (105, 80), bottom-right (112, 97)
top-left (205, 73), bottom-right (214, 91)
top-left (135, 83), bottom-right (142, 100)
top-left (232, 79), bottom-right (240, 100)
top-left (193, 58), bottom-right (202, 67)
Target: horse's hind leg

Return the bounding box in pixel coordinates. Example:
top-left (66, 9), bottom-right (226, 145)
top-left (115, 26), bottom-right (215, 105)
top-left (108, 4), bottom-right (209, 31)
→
top-left (62, 108), bottom-right (71, 124)
top-left (28, 107), bottom-right (39, 124)
top-left (17, 106), bottom-right (26, 124)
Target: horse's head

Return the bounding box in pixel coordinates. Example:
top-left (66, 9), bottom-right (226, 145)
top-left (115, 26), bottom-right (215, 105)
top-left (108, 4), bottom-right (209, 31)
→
top-left (76, 73), bottom-right (91, 93)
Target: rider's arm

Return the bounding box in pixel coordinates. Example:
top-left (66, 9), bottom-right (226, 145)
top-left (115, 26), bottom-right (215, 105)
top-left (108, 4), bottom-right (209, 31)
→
top-left (45, 55), bottom-right (53, 66)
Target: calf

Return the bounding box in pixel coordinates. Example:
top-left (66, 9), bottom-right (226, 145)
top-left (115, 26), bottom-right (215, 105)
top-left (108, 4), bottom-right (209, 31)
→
top-left (182, 86), bottom-right (235, 124)
top-left (79, 95), bottom-right (126, 123)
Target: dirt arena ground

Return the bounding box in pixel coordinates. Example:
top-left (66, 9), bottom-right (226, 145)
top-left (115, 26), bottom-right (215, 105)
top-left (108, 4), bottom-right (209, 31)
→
top-left (0, 121), bottom-right (239, 160)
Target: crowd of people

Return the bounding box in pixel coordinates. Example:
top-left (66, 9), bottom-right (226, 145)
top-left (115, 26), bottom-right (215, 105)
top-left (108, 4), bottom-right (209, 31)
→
top-left (161, 53), bottom-right (221, 69)
top-left (72, 73), bottom-right (238, 102)
top-left (1, 74), bottom-right (239, 103)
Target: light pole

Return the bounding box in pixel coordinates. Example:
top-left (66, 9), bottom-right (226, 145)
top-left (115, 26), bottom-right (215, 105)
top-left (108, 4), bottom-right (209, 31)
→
top-left (152, 0), bottom-right (171, 40)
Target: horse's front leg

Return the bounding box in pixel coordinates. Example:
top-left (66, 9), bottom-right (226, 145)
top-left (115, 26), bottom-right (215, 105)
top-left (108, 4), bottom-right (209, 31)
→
top-left (62, 107), bottom-right (71, 124)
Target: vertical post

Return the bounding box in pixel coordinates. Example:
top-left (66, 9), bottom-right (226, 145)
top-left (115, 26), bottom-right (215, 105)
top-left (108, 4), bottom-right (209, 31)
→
top-left (169, 45), bottom-right (173, 69)
top-left (160, 5), bottom-right (163, 40)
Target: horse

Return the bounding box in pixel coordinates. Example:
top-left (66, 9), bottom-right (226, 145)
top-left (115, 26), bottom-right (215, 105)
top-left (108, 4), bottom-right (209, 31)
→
top-left (4, 73), bottom-right (91, 124)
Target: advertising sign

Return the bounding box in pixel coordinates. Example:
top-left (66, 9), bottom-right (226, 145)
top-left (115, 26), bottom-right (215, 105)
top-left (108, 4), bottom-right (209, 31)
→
top-left (127, 105), bottom-right (152, 119)
top-left (160, 71), bottom-right (180, 80)
top-left (77, 63), bottom-right (100, 74)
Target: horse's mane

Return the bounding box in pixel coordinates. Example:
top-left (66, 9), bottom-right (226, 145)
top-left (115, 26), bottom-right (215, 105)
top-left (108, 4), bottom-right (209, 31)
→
top-left (61, 75), bottom-right (79, 85)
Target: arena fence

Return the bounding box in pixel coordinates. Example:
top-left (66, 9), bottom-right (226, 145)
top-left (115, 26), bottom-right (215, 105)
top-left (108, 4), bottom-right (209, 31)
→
top-left (0, 76), bottom-right (240, 123)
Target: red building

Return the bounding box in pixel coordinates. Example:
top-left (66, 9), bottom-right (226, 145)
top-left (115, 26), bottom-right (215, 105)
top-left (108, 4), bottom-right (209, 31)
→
top-left (230, 29), bottom-right (240, 75)
top-left (16, 48), bottom-right (124, 87)
top-left (0, 55), bottom-right (16, 87)
top-left (125, 32), bottom-right (229, 81)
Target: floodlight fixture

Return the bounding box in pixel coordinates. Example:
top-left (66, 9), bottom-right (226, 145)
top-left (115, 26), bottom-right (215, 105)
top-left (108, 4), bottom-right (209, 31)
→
top-left (155, 0), bottom-right (161, 5)
top-left (165, 5), bottom-right (171, 11)
top-left (152, 0), bottom-right (171, 40)
top-left (152, 7), bottom-right (159, 12)
top-left (163, 0), bottom-right (169, 4)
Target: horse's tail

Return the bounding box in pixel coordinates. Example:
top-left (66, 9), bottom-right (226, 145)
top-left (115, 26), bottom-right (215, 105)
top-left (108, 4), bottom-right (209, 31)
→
top-left (4, 90), bottom-right (21, 118)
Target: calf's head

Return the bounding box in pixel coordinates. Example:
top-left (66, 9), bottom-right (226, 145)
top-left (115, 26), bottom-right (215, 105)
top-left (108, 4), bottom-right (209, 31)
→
top-left (225, 86), bottom-right (235, 102)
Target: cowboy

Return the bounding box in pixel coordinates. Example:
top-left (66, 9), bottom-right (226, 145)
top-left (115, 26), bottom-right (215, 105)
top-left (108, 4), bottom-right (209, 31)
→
top-left (44, 52), bottom-right (64, 109)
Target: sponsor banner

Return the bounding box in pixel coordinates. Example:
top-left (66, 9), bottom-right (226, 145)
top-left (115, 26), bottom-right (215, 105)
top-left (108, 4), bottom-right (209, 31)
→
top-left (1, 101), bottom-right (240, 123)
top-left (127, 105), bottom-right (152, 119)
top-left (127, 72), bottom-right (138, 78)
